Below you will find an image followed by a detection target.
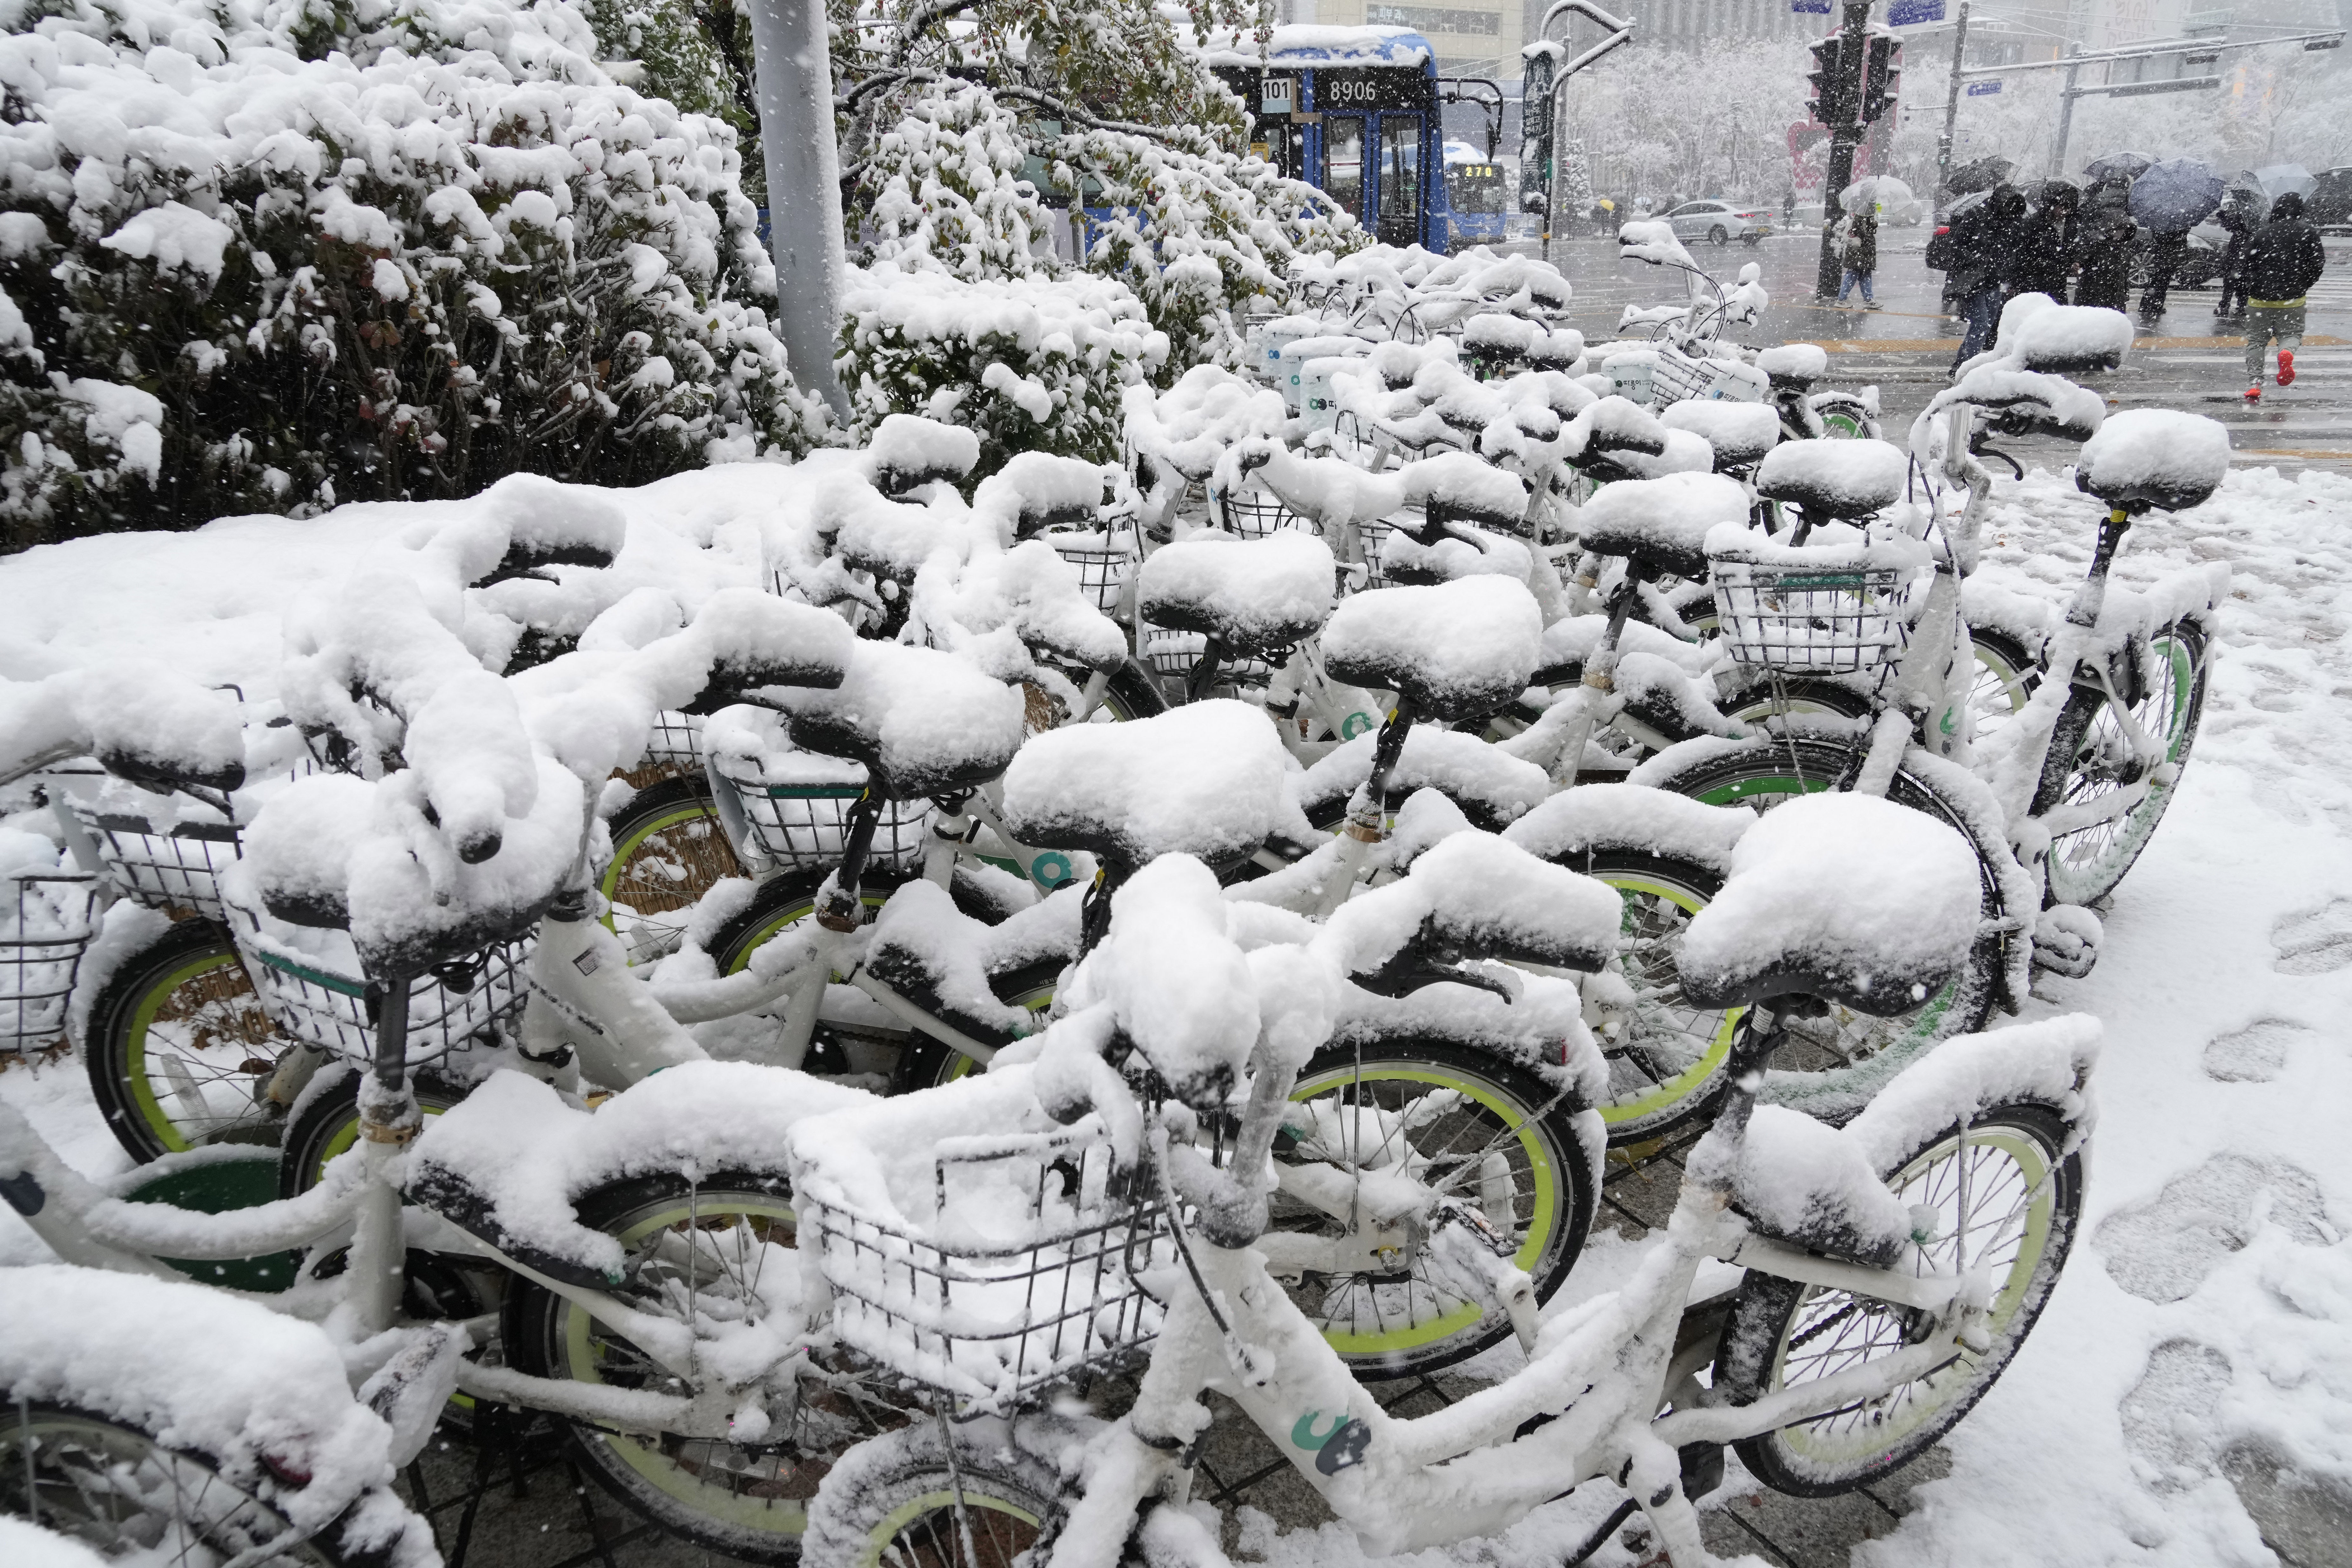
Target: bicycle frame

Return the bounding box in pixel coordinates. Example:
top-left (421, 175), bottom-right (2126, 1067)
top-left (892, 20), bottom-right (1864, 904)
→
top-left (1059, 1029), bottom-right (1990, 1568)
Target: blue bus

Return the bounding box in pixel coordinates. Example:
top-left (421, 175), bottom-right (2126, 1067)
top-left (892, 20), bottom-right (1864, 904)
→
top-left (1444, 140), bottom-right (1512, 250)
top-left (1209, 27), bottom-right (1503, 253)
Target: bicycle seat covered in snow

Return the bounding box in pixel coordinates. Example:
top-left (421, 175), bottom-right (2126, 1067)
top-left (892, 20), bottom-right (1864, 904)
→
top-left (1755, 437), bottom-right (1908, 522)
top-left (1755, 342), bottom-right (1829, 392)
top-left (780, 642), bottom-right (1027, 802)
top-left (1319, 578), bottom-right (1542, 723)
top-left (1660, 400), bottom-right (1781, 472)
top-left (1576, 471), bottom-right (1752, 580)
top-left (864, 413), bottom-right (979, 497)
top-left (1138, 531), bottom-right (1335, 656)
top-left (1674, 792), bottom-right (1981, 1016)
top-left (2073, 409), bottom-right (2230, 515)
top-left (999, 701), bottom-right (1297, 872)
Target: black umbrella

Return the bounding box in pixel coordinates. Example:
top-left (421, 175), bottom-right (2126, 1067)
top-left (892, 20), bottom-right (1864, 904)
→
top-left (1945, 155), bottom-right (2014, 195)
top-left (2084, 151), bottom-right (2154, 184)
top-left (2129, 158), bottom-right (2226, 235)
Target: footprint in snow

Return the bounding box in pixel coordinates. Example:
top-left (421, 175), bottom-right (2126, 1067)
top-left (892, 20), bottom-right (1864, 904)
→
top-left (2095, 1153), bottom-right (2337, 1304)
top-left (2122, 1343), bottom-right (2352, 1560)
top-left (2202, 1020), bottom-right (2316, 1083)
top-left (2271, 900), bottom-right (2352, 976)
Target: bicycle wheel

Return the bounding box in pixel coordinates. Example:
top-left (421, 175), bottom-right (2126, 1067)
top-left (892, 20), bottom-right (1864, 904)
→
top-left (602, 776), bottom-right (745, 965)
top-left (888, 959), bottom-right (1059, 1094)
top-left (0, 1401), bottom-right (348, 1565)
top-left (804, 1421), bottom-right (1065, 1568)
top-left (1964, 626), bottom-right (2038, 751)
top-left (1564, 852), bottom-right (1744, 1146)
top-left (1714, 1101), bottom-right (2083, 1497)
top-left (1641, 740), bottom-right (2004, 1064)
top-left (2033, 621), bottom-right (2207, 909)
top-left (504, 1171), bottom-right (912, 1564)
top-left (87, 919), bottom-right (292, 1162)
top-left (1276, 1040), bottom-right (1598, 1377)
top-left (1719, 674), bottom-right (1875, 729)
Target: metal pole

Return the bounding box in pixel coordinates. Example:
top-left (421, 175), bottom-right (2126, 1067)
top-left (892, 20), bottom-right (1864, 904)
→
top-left (1936, 0), bottom-right (1971, 201)
top-left (2052, 46), bottom-right (2082, 177)
top-left (1815, 0), bottom-right (1872, 301)
top-left (746, 0), bottom-right (850, 421)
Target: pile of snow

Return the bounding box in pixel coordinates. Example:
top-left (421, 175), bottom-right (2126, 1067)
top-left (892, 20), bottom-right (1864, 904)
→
top-left (2074, 410), bottom-right (2232, 514)
top-left (1755, 437), bottom-right (1910, 520)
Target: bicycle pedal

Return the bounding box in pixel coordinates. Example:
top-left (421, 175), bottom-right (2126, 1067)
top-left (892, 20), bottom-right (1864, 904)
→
top-left (2031, 904), bottom-right (2103, 979)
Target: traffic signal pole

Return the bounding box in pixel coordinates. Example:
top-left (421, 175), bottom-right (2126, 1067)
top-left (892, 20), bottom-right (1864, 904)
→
top-left (1815, 0), bottom-right (1873, 301)
top-left (1934, 0), bottom-right (1970, 200)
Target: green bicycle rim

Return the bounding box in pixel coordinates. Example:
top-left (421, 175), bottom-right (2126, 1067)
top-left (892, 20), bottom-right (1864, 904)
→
top-left (1284, 1063), bottom-right (1559, 1356)
top-left (1590, 873), bottom-right (1741, 1130)
top-left (859, 1490), bottom-right (1042, 1568)
top-left (719, 890), bottom-right (892, 977)
top-left (601, 798), bottom-right (736, 960)
top-left (124, 948), bottom-right (253, 1156)
top-left (2046, 632), bottom-right (2196, 896)
top-left (1771, 1125), bottom-right (2056, 1466)
top-left (562, 1190), bottom-right (808, 1538)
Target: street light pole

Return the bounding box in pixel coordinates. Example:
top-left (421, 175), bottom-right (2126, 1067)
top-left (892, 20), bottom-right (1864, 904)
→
top-left (745, 0), bottom-right (850, 421)
top-left (1815, 0), bottom-right (1872, 302)
top-left (1935, 0), bottom-right (1971, 200)
top-left (2052, 44), bottom-right (2083, 176)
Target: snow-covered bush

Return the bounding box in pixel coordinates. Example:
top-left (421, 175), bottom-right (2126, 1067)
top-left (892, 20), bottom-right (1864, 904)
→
top-left (846, 82), bottom-right (1356, 384)
top-left (0, 0), bottom-right (819, 550)
top-left (838, 262), bottom-right (1165, 477)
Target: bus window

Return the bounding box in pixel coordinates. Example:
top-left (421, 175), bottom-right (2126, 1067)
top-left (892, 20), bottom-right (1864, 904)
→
top-left (1323, 116), bottom-right (1366, 221)
top-left (1376, 114), bottom-right (1420, 247)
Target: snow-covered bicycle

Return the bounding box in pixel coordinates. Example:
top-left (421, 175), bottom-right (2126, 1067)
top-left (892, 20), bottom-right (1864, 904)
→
top-left (793, 802), bottom-right (2099, 1568)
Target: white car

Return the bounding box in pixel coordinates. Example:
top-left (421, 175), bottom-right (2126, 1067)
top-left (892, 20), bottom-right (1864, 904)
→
top-left (1665, 199), bottom-right (1774, 246)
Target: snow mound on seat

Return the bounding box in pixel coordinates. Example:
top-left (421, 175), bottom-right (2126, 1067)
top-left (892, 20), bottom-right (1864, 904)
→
top-left (1001, 700), bottom-right (1295, 868)
top-left (1137, 531), bottom-right (1334, 652)
top-left (780, 641), bottom-right (1026, 799)
top-left (1300, 725), bottom-right (1549, 829)
top-left (1578, 471), bottom-right (1751, 572)
top-left (1677, 792), bottom-right (1980, 1013)
top-left (1661, 400), bottom-right (1780, 468)
top-left (1755, 438), bottom-right (1908, 517)
top-left (2074, 409), bottom-right (2231, 513)
top-left (1503, 784), bottom-right (1755, 876)
top-left (1755, 343), bottom-right (1829, 384)
top-left (2003, 299), bottom-right (2136, 372)
top-left (1319, 576), bottom-right (1541, 718)
top-left (1611, 426), bottom-right (1716, 480)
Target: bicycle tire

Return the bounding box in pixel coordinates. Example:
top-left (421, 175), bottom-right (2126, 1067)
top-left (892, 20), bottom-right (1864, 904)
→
top-left (1713, 1101), bottom-right (2083, 1497)
top-left (2031, 621), bottom-right (2207, 909)
top-left (1, 1400), bottom-right (365, 1565)
top-left (1638, 739), bottom-right (2004, 1066)
top-left (888, 958), bottom-right (1060, 1094)
top-left (601, 776), bottom-right (744, 965)
top-left (86, 919), bottom-right (291, 1162)
top-left (803, 1419), bottom-right (1067, 1568)
top-left (504, 1170), bottom-right (911, 1564)
top-left (707, 870), bottom-right (910, 1077)
top-left (1278, 1040), bottom-right (1599, 1377)
top-left (1963, 625), bottom-right (2038, 751)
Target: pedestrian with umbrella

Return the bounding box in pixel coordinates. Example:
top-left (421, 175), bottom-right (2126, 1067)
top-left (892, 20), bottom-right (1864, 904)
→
top-left (1949, 183), bottom-right (2027, 374)
top-left (2129, 158), bottom-right (2226, 322)
top-left (2074, 174), bottom-right (2138, 309)
top-left (2213, 181), bottom-right (2265, 322)
top-left (2010, 181), bottom-right (2080, 303)
top-left (2241, 191), bottom-right (2328, 400)
top-left (1834, 178), bottom-right (1887, 308)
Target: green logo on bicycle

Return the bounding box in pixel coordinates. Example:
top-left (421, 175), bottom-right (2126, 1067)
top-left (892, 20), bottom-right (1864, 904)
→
top-left (1340, 712), bottom-right (1377, 739)
top-left (1030, 851), bottom-right (1075, 891)
top-left (1291, 1410), bottom-right (1372, 1474)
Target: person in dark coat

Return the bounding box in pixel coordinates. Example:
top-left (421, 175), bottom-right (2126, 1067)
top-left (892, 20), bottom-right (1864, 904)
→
top-left (2241, 191), bottom-right (2329, 398)
top-left (2073, 177), bottom-right (2136, 310)
top-left (1834, 205), bottom-right (1881, 307)
top-left (2139, 225), bottom-right (2191, 320)
top-left (1950, 184), bottom-right (2026, 374)
top-left (2213, 193), bottom-right (2259, 321)
top-left (2009, 182), bottom-right (2080, 302)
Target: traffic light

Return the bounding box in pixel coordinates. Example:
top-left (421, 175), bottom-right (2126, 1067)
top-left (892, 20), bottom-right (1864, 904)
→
top-left (1861, 34), bottom-right (1902, 124)
top-left (1808, 35), bottom-right (1857, 126)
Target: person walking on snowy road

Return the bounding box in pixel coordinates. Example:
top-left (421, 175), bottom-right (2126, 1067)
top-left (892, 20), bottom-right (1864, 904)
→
top-left (2009, 182), bottom-right (2079, 303)
top-left (2213, 192), bottom-right (2258, 322)
top-left (2241, 191), bottom-right (2328, 401)
top-left (1949, 185), bottom-right (2025, 373)
top-left (1834, 205), bottom-right (1880, 307)
top-left (2073, 177), bottom-right (2136, 310)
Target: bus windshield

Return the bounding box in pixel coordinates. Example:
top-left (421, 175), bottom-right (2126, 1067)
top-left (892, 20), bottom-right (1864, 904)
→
top-left (1449, 163), bottom-right (1507, 215)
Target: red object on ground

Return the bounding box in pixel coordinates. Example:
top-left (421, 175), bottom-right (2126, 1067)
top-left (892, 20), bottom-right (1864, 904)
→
top-left (2245, 385), bottom-right (2262, 400)
top-left (2278, 350), bottom-right (2297, 386)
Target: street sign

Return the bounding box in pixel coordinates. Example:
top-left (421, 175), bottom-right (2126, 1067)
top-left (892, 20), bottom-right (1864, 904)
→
top-left (1967, 79), bottom-right (2001, 95)
top-left (1791, 0), bottom-right (1832, 12)
top-left (1888, 0), bottom-right (1945, 23)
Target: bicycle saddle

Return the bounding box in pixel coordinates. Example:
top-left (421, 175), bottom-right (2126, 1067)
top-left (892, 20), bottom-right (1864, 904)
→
top-left (1675, 792), bottom-right (1981, 1018)
top-left (2005, 301), bottom-right (2135, 374)
top-left (1660, 400), bottom-right (1780, 473)
top-left (1320, 577), bottom-right (1542, 723)
top-left (782, 642), bottom-right (1027, 802)
top-left (864, 413), bottom-right (979, 498)
top-left (1754, 343), bottom-right (1829, 393)
top-left (1137, 531), bottom-right (1336, 656)
top-left (1754, 438), bottom-right (1908, 522)
top-left (469, 473), bottom-right (626, 586)
top-left (999, 700), bottom-right (1294, 873)
top-left (2072, 408), bottom-right (2230, 516)
top-left (1577, 471), bottom-right (1751, 581)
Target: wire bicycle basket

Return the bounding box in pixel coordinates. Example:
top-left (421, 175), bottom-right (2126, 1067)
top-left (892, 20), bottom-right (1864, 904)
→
top-left (802, 1125), bottom-right (1174, 1416)
top-left (1044, 515), bottom-right (1138, 618)
top-left (1709, 547), bottom-right (1917, 676)
top-left (709, 766), bottom-right (932, 873)
top-left (1211, 486), bottom-right (1304, 540)
top-left (3, 873), bottom-right (97, 1054)
top-left (65, 802), bottom-right (242, 921)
